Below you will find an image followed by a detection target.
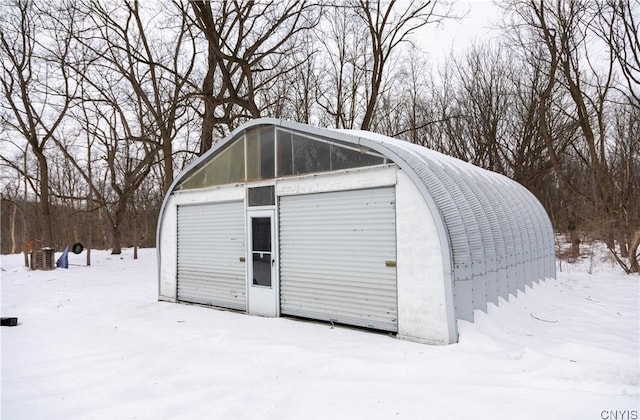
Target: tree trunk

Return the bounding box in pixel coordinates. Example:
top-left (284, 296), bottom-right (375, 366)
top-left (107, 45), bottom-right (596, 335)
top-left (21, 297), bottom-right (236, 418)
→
top-left (35, 151), bottom-right (54, 247)
top-left (110, 199), bottom-right (128, 255)
top-left (86, 208), bottom-right (92, 267)
top-left (617, 230), bottom-right (629, 258)
top-left (133, 208), bottom-right (138, 260)
top-left (629, 229), bottom-right (640, 273)
top-left (23, 153), bottom-right (29, 267)
top-left (570, 230), bottom-right (580, 259)
top-left (98, 207), bottom-right (108, 247)
top-left (199, 46), bottom-right (216, 155)
top-left (162, 138), bottom-right (174, 194)
top-left (567, 213), bottom-right (580, 259)
top-left (360, 50), bottom-right (382, 131)
top-left (10, 202), bottom-right (17, 254)
top-left (111, 222), bottom-right (122, 255)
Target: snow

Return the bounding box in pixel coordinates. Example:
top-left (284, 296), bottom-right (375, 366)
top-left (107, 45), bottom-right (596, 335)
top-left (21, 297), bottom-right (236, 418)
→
top-left (1, 248), bottom-right (638, 419)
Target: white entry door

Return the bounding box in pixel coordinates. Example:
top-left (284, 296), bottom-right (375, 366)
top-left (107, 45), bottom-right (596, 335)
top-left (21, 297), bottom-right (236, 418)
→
top-left (247, 209), bottom-right (278, 316)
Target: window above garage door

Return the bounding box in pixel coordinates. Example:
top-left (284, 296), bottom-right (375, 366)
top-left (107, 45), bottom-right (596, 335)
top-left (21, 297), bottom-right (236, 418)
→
top-left (176, 126), bottom-right (390, 190)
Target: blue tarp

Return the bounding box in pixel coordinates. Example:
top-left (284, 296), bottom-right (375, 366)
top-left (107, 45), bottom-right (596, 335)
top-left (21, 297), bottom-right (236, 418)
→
top-left (56, 246), bottom-right (69, 269)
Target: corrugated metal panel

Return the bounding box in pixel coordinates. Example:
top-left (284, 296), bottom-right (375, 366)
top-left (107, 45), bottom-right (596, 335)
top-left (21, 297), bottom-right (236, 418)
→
top-left (464, 171), bottom-right (503, 306)
top-left (499, 180), bottom-right (527, 294)
top-left (516, 183), bottom-right (556, 280)
top-left (444, 164), bottom-right (495, 312)
top-left (372, 144), bottom-right (475, 321)
top-left (511, 186), bottom-right (536, 288)
top-left (344, 136), bottom-right (556, 321)
top-left (478, 173), bottom-right (515, 301)
top-left (177, 201), bottom-right (246, 310)
top-left (512, 184), bottom-right (543, 286)
top-left (279, 188), bottom-right (397, 332)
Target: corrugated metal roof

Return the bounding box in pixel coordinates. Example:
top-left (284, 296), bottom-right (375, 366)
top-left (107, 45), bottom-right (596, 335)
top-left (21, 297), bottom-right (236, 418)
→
top-left (341, 129), bottom-right (555, 321)
top-left (158, 118), bottom-right (556, 322)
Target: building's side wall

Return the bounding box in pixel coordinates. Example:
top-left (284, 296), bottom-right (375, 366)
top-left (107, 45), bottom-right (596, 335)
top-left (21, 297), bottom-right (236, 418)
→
top-left (158, 184), bottom-right (245, 301)
top-left (395, 171), bottom-right (457, 344)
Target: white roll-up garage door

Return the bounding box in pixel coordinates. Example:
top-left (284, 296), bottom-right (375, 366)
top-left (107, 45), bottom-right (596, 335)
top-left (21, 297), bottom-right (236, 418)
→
top-left (279, 187), bottom-right (397, 331)
top-left (177, 201), bottom-right (246, 310)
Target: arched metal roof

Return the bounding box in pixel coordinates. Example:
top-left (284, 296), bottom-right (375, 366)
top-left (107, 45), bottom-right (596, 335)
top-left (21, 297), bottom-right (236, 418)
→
top-left (158, 118), bottom-right (556, 322)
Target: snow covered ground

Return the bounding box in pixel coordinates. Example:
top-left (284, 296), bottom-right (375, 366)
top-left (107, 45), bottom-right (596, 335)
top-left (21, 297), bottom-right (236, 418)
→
top-left (1, 247), bottom-right (638, 420)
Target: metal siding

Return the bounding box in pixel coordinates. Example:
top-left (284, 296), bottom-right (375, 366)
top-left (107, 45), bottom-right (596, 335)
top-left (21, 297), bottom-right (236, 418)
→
top-left (466, 172), bottom-right (503, 305)
top-left (479, 174), bottom-right (516, 301)
top-left (517, 183), bottom-right (556, 280)
top-left (513, 184), bottom-right (543, 286)
top-left (447, 165), bottom-right (495, 312)
top-left (508, 187), bottom-right (527, 294)
top-left (279, 188), bottom-right (398, 332)
top-left (177, 201), bottom-right (246, 310)
top-left (372, 145), bottom-right (475, 321)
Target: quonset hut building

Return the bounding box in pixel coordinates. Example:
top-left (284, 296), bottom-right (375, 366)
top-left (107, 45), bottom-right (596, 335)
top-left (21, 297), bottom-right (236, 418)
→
top-left (157, 118), bottom-right (555, 344)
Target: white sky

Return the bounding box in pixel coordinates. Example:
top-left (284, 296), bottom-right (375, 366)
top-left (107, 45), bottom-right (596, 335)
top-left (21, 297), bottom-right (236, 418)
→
top-left (417, 0), bottom-right (502, 60)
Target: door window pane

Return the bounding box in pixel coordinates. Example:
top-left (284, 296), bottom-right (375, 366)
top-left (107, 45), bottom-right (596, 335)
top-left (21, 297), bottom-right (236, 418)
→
top-left (252, 253), bottom-right (271, 286)
top-left (251, 216), bottom-right (272, 287)
top-left (252, 217), bottom-right (271, 252)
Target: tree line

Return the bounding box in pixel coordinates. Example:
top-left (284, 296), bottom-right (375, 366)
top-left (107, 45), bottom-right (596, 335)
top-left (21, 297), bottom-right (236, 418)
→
top-left (1, 0), bottom-right (638, 272)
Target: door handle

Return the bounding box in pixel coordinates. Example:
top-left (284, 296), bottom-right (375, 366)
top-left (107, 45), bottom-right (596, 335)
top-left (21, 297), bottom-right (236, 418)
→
top-left (272, 259), bottom-right (275, 266)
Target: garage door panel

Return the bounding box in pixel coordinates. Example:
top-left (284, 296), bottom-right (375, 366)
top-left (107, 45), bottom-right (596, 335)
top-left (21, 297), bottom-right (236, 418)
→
top-left (279, 187), bottom-right (397, 332)
top-left (283, 306), bottom-right (397, 331)
top-left (281, 268), bottom-right (397, 285)
top-left (177, 201), bottom-right (246, 311)
top-left (283, 288), bottom-right (398, 306)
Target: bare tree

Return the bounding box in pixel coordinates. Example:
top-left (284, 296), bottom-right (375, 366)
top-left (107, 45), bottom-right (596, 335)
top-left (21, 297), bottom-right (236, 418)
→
top-left (595, 0), bottom-right (640, 107)
top-left (287, 31), bottom-right (321, 124)
top-left (73, 1), bottom-right (198, 194)
top-left (608, 100), bottom-right (640, 271)
top-left (316, 4), bottom-right (369, 129)
top-left (60, 93), bottom-right (158, 254)
top-left (502, 0), bottom-right (638, 271)
top-left (433, 44), bottom-right (513, 172)
top-left (352, 0), bottom-right (453, 130)
top-left (189, 0), bottom-right (321, 154)
top-left (0, 0), bottom-right (76, 247)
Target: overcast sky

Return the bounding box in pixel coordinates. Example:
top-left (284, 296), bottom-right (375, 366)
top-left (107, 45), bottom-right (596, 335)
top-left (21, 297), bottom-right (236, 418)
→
top-left (418, 0), bottom-right (502, 60)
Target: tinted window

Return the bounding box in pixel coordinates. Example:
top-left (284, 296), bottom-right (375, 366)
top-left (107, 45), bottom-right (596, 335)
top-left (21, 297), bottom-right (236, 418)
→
top-left (178, 138), bottom-right (245, 189)
top-left (260, 127), bottom-right (275, 179)
top-left (246, 129), bottom-right (260, 181)
top-left (293, 135), bottom-right (330, 175)
top-left (277, 130), bottom-right (293, 177)
top-left (177, 127), bottom-right (390, 190)
top-left (247, 127), bottom-right (275, 181)
top-left (331, 144), bottom-right (385, 170)
top-left (248, 186), bottom-right (275, 206)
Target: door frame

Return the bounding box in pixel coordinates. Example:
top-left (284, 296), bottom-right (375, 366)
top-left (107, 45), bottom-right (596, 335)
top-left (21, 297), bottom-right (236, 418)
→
top-left (246, 208), bottom-right (279, 316)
